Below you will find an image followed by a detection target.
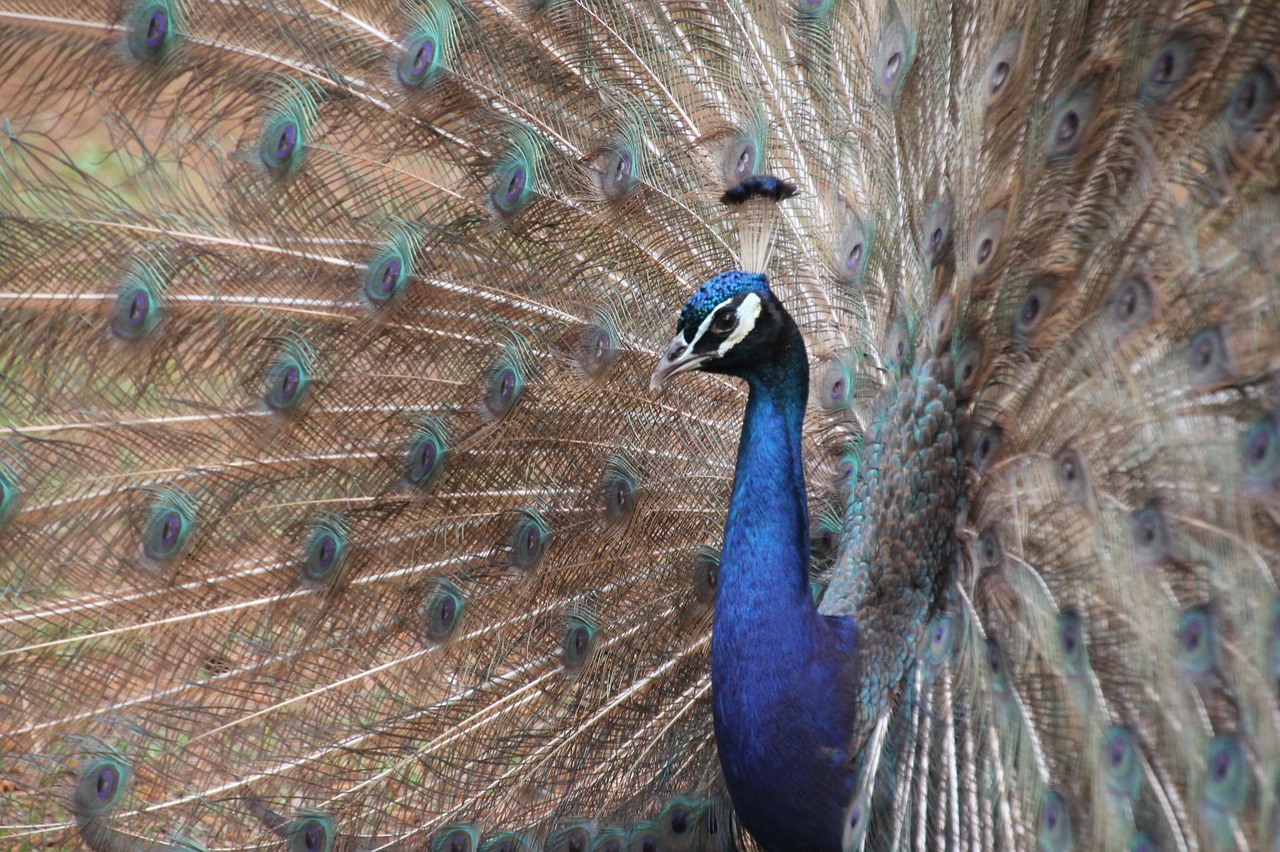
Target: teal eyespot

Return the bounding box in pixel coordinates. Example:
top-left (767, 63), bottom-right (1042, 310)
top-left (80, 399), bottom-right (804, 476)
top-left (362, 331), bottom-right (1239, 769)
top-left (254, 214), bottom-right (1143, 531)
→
top-left (602, 457), bottom-right (639, 524)
top-left (970, 209), bottom-right (1006, 278)
top-left (929, 296), bottom-right (954, 348)
top-left (1132, 503), bottom-right (1169, 563)
top-left (363, 233), bottom-right (418, 306)
top-left (1054, 447), bottom-right (1087, 502)
top-left (1046, 85), bottom-right (1098, 160)
top-left (1177, 606), bottom-right (1218, 679)
top-left (922, 197), bottom-right (953, 267)
top-left (954, 338), bottom-right (985, 397)
top-left (301, 516), bottom-right (349, 585)
top-left (972, 426), bottom-right (1001, 473)
top-left (1187, 327), bottom-right (1230, 388)
top-left (510, 510), bottom-right (549, 570)
top-left (1203, 735), bottom-right (1248, 814)
top-left (1142, 38), bottom-right (1195, 103)
top-left (492, 163), bottom-right (527, 212)
top-left (658, 797), bottom-right (697, 842)
top-left (75, 758), bottom-right (129, 816)
top-left (820, 362), bottom-right (854, 412)
top-left (1103, 725), bottom-right (1141, 798)
top-left (562, 615), bottom-right (597, 668)
top-left (1014, 278), bottom-right (1057, 343)
top-left (484, 355), bottom-right (525, 418)
top-left (1226, 65), bottom-right (1277, 134)
top-left (1036, 790), bottom-right (1072, 852)
top-left (489, 134), bottom-right (542, 218)
top-left (400, 34), bottom-right (437, 87)
top-left (1059, 611), bottom-right (1088, 678)
top-left (843, 791), bottom-right (871, 849)
top-left (545, 823), bottom-right (592, 852)
top-left (479, 832), bottom-right (529, 852)
top-left (262, 121), bottom-right (299, 171)
top-left (834, 438), bottom-right (861, 494)
top-left (1242, 415), bottom-right (1278, 493)
top-left (874, 16), bottom-right (915, 100)
top-left (397, 2), bottom-right (454, 90)
top-left (692, 546), bottom-right (719, 604)
top-left (258, 82), bottom-right (319, 175)
top-left (265, 339), bottom-right (315, 413)
top-left (420, 581), bottom-right (465, 643)
top-left (1109, 276), bottom-right (1154, 333)
top-left (113, 284), bottom-right (157, 339)
top-left (111, 256), bottom-right (170, 340)
top-left (287, 815), bottom-right (334, 852)
top-left (579, 323), bottom-right (618, 378)
top-left (835, 215), bottom-right (873, 284)
top-left (598, 142), bottom-right (638, 199)
top-left (981, 32), bottom-right (1021, 105)
top-left (724, 134), bottom-right (758, 183)
top-left (432, 824), bottom-right (477, 852)
top-left (923, 612), bottom-right (955, 671)
top-left (142, 488), bottom-right (197, 565)
top-left (406, 419), bottom-right (450, 489)
top-left (125, 0), bottom-right (180, 62)
top-left (0, 460), bottom-right (19, 531)
top-left (883, 316), bottom-right (914, 373)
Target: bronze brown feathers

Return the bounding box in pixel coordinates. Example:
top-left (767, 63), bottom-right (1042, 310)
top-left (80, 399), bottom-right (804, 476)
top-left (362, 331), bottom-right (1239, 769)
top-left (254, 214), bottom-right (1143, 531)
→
top-left (1, 0), bottom-right (1278, 849)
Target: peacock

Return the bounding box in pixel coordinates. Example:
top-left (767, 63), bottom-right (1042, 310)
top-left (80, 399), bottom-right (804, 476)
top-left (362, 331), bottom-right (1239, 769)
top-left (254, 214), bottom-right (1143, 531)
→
top-left (1, 0), bottom-right (1278, 848)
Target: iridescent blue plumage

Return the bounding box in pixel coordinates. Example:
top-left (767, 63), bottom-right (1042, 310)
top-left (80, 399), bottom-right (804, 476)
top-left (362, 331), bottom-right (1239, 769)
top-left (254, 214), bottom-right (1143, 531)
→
top-left (657, 270), bottom-right (964, 850)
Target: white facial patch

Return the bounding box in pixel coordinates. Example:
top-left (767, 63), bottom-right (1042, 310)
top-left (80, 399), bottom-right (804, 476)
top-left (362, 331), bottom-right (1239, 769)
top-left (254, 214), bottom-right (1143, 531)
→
top-left (718, 293), bottom-right (762, 353)
top-left (687, 293), bottom-right (763, 355)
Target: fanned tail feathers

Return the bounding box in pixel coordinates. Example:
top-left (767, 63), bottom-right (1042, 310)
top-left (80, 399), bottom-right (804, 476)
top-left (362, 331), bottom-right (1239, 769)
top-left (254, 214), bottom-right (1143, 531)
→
top-left (1, 0), bottom-right (1278, 849)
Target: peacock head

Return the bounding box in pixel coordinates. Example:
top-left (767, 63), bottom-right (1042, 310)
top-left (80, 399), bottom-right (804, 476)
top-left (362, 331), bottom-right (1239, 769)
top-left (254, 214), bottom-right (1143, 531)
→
top-left (650, 270), bottom-right (786, 391)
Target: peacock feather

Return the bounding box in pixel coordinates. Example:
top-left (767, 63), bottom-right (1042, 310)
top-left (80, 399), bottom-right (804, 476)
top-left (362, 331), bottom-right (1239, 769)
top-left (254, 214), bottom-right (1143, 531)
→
top-left (1, 0), bottom-right (1278, 849)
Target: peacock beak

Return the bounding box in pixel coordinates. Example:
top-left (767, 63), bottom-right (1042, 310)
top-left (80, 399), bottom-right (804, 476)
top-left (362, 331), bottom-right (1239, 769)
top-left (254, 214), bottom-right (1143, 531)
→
top-left (650, 333), bottom-right (713, 392)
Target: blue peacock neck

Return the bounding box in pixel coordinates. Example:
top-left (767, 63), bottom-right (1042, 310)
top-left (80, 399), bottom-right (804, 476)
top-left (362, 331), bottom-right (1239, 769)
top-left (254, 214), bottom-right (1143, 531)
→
top-left (711, 318), bottom-right (859, 852)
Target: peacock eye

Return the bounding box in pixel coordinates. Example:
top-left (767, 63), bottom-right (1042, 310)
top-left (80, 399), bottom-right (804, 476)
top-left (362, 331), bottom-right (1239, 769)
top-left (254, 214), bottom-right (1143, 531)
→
top-left (145, 10), bottom-right (167, 50)
top-left (94, 764), bottom-right (118, 800)
top-left (735, 143), bottom-right (754, 178)
top-left (845, 241), bottom-right (864, 272)
top-left (440, 828), bottom-right (470, 852)
top-left (883, 50), bottom-right (903, 86)
top-left (76, 759), bottom-right (127, 815)
top-left (712, 311), bottom-right (737, 334)
top-left (1055, 110), bottom-right (1080, 146)
top-left (611, 150), bottom-right (631, 187)
top-left (280, 365), bottom-right (300, 400)
top-left (159, 512), bottom-right (182, 549)
top-left (989, 60), bottom-right (1010, 94)
top-left (412, 41), bottom-right (434, 74)
top-left (275, 124), bottom-right (297, 161)
top-left (505, 167), bottom-right (526, 204)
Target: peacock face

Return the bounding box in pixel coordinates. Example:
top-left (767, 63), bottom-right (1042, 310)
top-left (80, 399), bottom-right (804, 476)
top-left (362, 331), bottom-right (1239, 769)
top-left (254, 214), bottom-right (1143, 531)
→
top-left (650, 271), bottom-right (776, 390)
